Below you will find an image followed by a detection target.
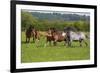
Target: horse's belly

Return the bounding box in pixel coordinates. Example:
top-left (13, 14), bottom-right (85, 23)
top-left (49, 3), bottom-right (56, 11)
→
top-left (73, 39), bottom-right (79, 41)
top-left (73, 37), bottom-right (80, 40)
top-left (57, 36), bottom-right (64, 42)
top-left (72, 35), bottom-right (80, 40)
top-left (57, 40), bottom-right (63, 42)
top-left (47, 36), bottom-right (53, 41)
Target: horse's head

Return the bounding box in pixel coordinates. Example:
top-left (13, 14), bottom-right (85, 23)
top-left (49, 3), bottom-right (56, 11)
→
top-left (28, 25), bottom-right (34, 32)
top-left (47, 27), bottom-right (57, 37)
top-left (47, 28), bottom-right (52, 35)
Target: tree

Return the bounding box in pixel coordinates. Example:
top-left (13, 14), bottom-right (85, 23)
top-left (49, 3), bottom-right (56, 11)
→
top-left (21, 11), bottom-right (38, 31)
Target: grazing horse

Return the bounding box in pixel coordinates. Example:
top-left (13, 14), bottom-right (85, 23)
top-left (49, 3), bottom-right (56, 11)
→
top-left (65, 31), bottom-right (88, 47)
top-left (45, 28), bottom-right (66, 46)
top-left (26, 25), bottom-right (40, 43)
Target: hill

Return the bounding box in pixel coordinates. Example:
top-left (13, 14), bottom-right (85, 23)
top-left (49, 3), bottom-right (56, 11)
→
top-left (31, 12), bottom-right (90, 21)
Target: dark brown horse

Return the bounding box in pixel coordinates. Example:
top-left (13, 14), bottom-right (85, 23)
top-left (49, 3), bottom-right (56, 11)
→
top-left (45, 28), bottom-right (66, 46)
top-left (26, 25), bottom-right (40, 43)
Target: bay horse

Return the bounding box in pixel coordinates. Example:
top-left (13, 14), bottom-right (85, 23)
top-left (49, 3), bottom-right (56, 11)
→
top-left (44, 28), bottom-right (66, 46)
top-left (25, 25), bottom-right (40, 43)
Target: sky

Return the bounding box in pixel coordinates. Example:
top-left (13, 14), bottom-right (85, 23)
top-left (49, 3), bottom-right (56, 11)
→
top-left (22, 9), bottom-right (90, 16)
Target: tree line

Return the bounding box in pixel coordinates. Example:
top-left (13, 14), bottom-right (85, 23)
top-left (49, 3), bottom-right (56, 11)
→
top-left (31, 12), bottom-right (90, 21)
top-left (21, 11), bottom-right (90, 32)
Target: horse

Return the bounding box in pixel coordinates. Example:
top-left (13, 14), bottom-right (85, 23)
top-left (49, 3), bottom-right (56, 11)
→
top-left (65, 31), bottom-right (88, 47)
top-left (45, 28), bottom-right (53, 45)
top-left (44, 28), bottom-right (66, 46)
top-left (25, 25), bottom-right (40, 43)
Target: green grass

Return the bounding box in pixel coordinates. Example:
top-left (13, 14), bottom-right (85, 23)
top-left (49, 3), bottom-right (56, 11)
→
top-left (21, 32), bottom-right (90, 63)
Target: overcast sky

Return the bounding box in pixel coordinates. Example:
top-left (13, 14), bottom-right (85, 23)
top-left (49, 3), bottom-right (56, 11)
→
top-left (22, 9), bottom-right (90, 16)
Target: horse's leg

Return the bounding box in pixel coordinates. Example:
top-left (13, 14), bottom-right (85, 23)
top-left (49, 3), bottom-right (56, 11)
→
top-left (68, 39), bottom-right (71, 47)
top-left (67, 36), bottom-right (71, 47)
top-left (32, 33), bottom-right (35, 43)
top-left (33, 37), bottom-right (35, 43)
top-left (53, 40), bottom-right (57, 46)
top-left (67, 39), bottom-right (69, 46)
top-left (44, 42), bottom-right (47, 47)
top-left (35, 39), bottom-right (39, 47)
top-left (49, 41), bottom-right (52, 46)
top-left (28, 38), bottom-right (30, 43)
top-left (26, 37), bottom-right (29, 46)
top-left (44, 40), bottom-right (50, 47)
top-left (65, 38), bottom-right (69, 47)
top-left (44, 38), bottom-right (49, 47)
top-left (32, 36), bottom-right (34, 41)
top-left (26, 37), bottom-right (27, 43)
top-left (79, 39), bottom-right (83, 47)
top-left (79, 39), bottom-right (88, 47)
top-left (53, 41), bottom-right (55, 46)
top-left (69, 41), bottom-right (72, 47)
top-left (64, 41), bottom-right (66, 46)
top-left (83, 40), bottom-right (88, 46)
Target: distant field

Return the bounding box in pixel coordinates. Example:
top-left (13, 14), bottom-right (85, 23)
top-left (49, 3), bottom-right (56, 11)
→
top-left (21, 31), bottom-right (90, 63)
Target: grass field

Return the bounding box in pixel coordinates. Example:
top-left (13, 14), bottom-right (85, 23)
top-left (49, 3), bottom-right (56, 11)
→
top-left (21, 32), bottom-right (90, 63)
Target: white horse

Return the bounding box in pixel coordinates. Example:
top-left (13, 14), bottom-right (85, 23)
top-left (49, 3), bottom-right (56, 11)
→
top-left (66, 31), bottom-right (88, 47)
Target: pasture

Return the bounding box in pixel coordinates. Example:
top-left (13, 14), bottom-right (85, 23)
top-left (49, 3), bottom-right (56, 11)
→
top-left (21, 31), bottom-right (90, 63)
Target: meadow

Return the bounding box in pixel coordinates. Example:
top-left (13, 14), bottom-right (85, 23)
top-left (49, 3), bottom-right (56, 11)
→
top-left (21, 31), bottom-right (90, 63)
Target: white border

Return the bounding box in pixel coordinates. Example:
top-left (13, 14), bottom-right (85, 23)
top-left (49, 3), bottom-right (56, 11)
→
top-left (16, 4), bottom-right (94, 69)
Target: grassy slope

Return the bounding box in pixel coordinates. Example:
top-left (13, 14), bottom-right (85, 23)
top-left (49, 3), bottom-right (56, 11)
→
top-left (21, 32), bottom-right (90, 63)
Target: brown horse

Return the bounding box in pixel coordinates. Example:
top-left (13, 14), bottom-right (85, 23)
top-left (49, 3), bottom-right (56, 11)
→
top-left (45, 28), bottom-right (66, 46)
top-left (51, 28), bottom-right (67, 45)
top-left (26, 25), bottom-right (40, 43)
top-left (45, 28), bottom-right (54, 46)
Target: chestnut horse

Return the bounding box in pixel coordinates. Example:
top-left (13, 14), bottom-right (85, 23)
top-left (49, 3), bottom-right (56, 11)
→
top-left (45, 28), bottom-right (66, 46)
top-left (26, 25), bottom-right (40, 43)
